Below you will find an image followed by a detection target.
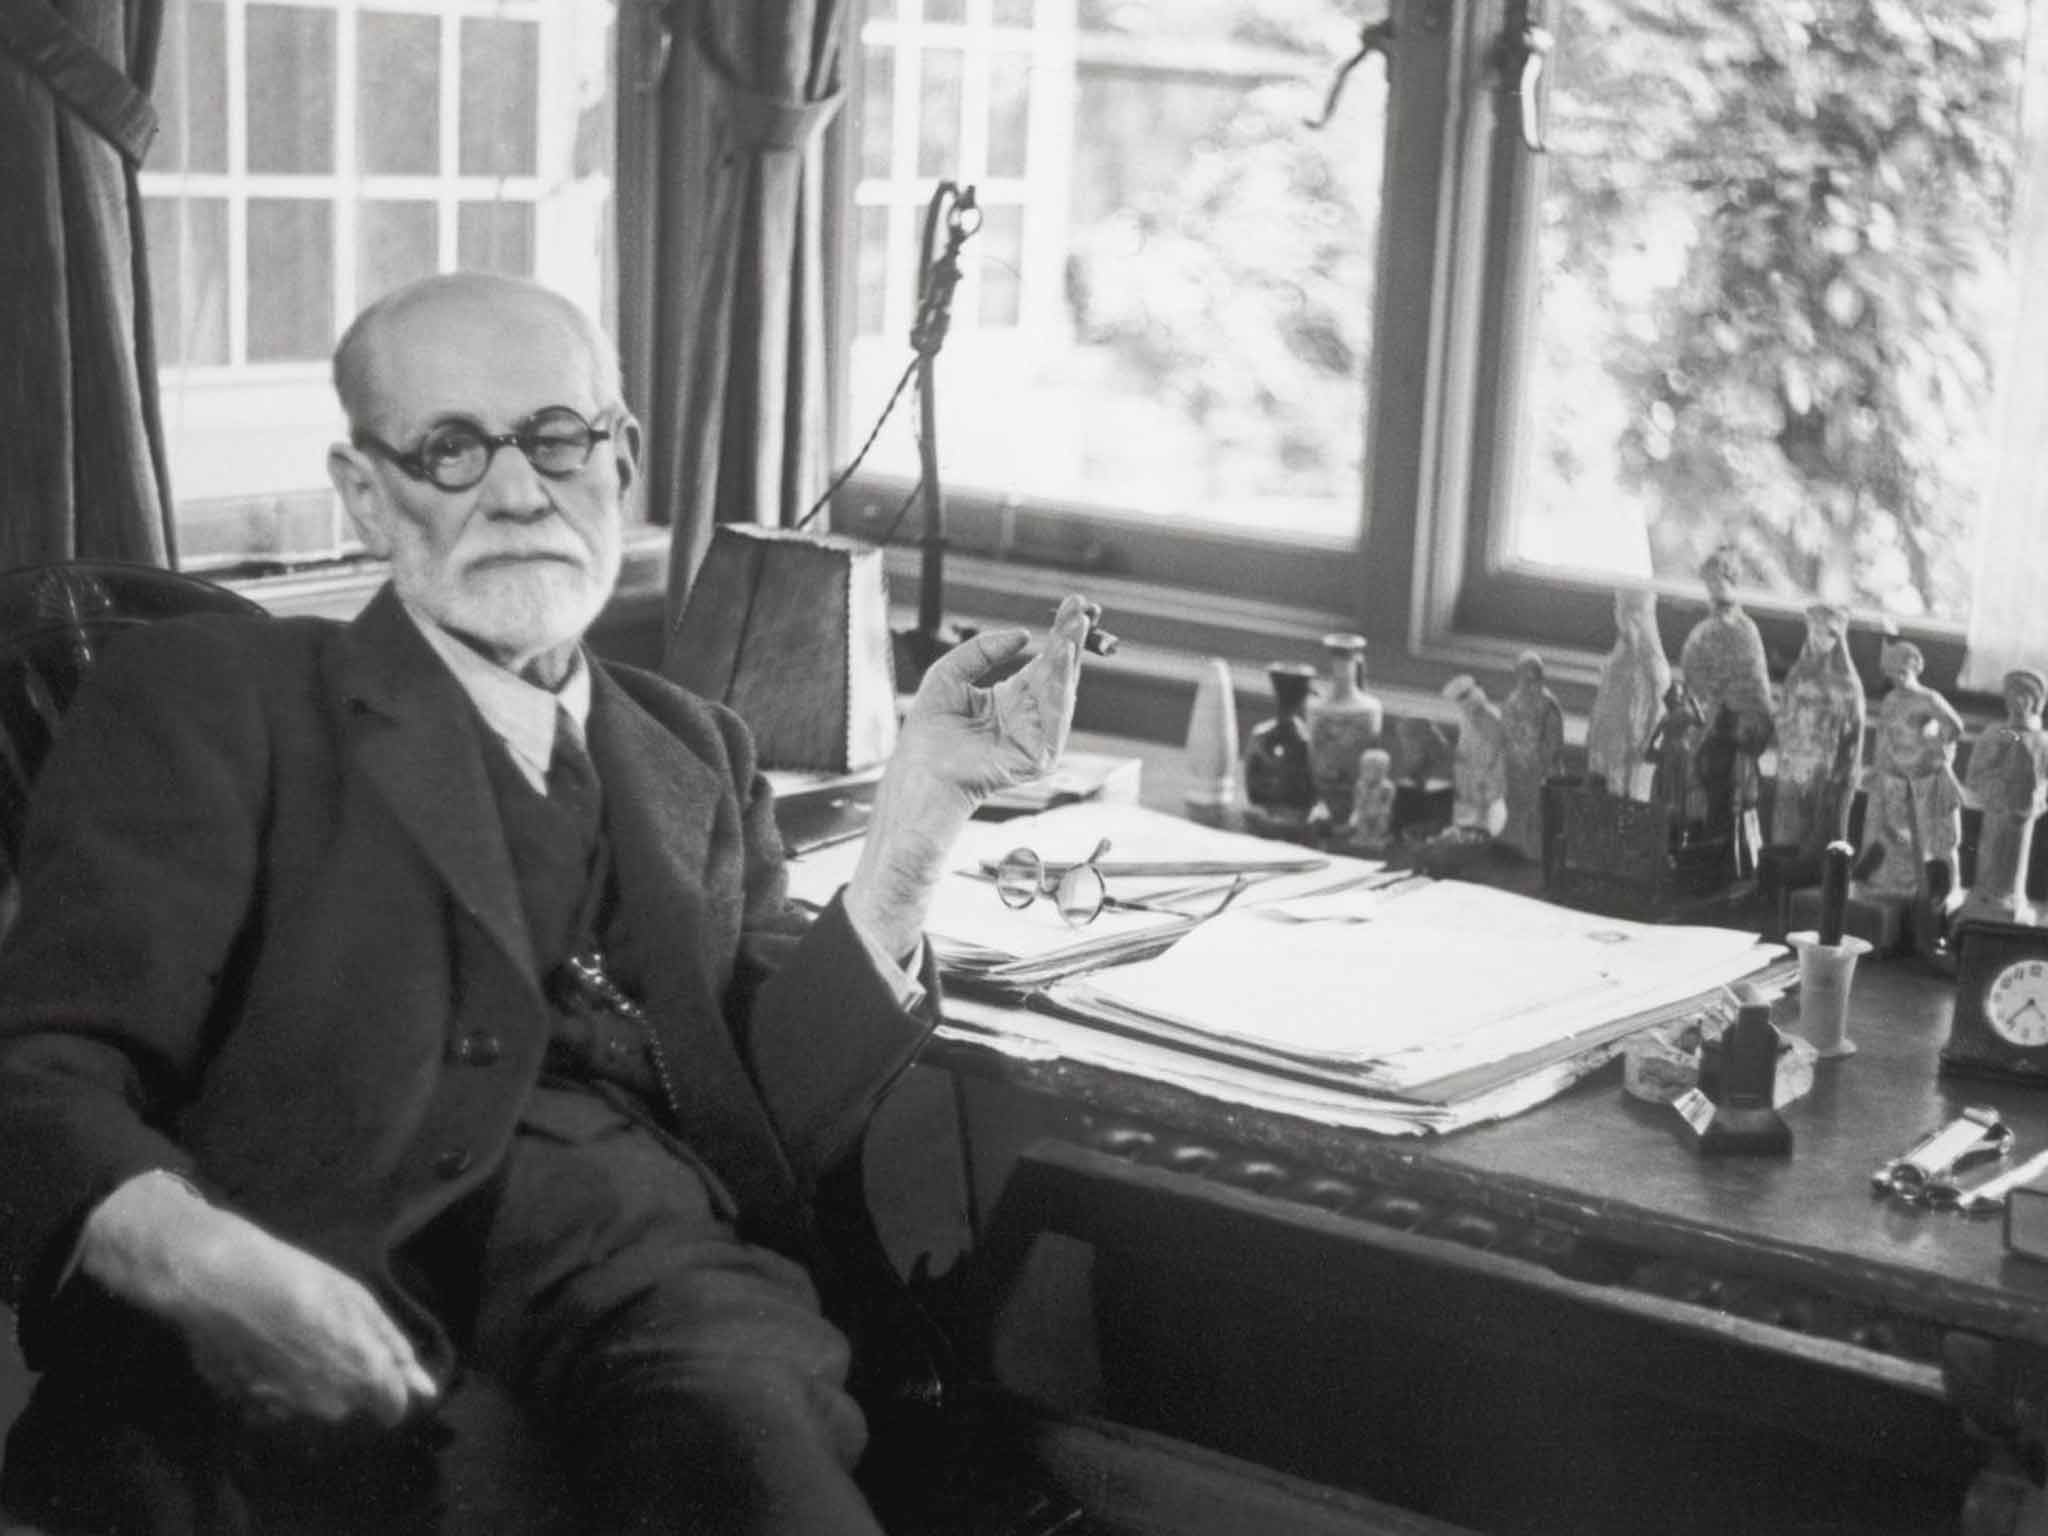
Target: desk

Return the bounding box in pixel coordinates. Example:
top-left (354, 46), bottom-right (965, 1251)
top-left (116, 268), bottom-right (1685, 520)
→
top-left (919, 734), bottom-right (2048, 1535)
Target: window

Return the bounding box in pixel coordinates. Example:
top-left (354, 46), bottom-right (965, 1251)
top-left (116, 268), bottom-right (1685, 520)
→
top-left (143, 0), bottom-right (618, 572)
top-left (834, 0), bottom-right (2047, 701)
top-left (840, 0), bottom-right (1382, 612)
top-left (1466, 0), bottom-right (2047, 680)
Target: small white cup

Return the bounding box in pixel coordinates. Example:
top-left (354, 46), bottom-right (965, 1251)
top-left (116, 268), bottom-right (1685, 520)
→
top-left (1787, 930), bottom-right (1873, 1058)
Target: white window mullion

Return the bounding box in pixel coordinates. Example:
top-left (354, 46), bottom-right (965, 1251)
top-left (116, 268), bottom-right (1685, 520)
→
top-left (334, 0), bottom-right (360, 330)
top-left (1021, 0), bottom-right (1073, 346)
top-left (889, 25), bottom-right (920, 342)
top-left (225, 0), bottom-right (249, 366)
top-left (438, 8), bottom-right (461, 269)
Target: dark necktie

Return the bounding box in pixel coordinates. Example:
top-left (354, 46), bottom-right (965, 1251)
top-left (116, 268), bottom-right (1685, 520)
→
top-left (546, 707), bottom-right (603, 852)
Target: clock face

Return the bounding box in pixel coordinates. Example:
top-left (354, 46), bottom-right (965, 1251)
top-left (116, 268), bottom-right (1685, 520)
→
top-left (1986, 958), bottom-right (2048, 1046)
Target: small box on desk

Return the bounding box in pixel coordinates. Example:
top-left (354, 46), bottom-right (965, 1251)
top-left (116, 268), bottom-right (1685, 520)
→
top-left (1540, 777), bottom-right (1734, 922)
top-left (2006, 1175), bottom-right (2048, 1263)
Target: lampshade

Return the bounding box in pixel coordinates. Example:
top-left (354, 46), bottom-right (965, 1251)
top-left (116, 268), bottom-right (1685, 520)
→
top-left (664, 524), bottom-right (900, 773)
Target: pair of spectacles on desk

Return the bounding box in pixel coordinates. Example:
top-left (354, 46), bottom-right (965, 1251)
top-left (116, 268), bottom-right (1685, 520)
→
top-left (988, 837), bottom-right (1316, 927)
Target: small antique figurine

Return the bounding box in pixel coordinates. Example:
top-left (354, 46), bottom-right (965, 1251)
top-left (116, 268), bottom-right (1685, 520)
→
top-left (1858, 636), bottom-right (1966, 932)
top-left (1442, 674), bottom-right (1507, 838)
top-left (1498, 650), bottom-right (1565, 860)
top-left (1961, 667), bottom-right (2048, 924)
top-left (1646, 681), bottom-right (1706, 836)
top-left (1769, 602), bottom-right (1866, 869)
top-left (1346, 746), bottom-right (1397, 852)
top-left (1678, 545), bottom-right (1774, 858)
top-left (1586, 588), bottom-right (1670, 800)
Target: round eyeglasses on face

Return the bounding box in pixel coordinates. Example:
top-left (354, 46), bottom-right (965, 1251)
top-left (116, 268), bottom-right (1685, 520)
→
top-left (357, 406), bottom-right (613, 493)
top-left (993, 837), bottom-right (1112, 926)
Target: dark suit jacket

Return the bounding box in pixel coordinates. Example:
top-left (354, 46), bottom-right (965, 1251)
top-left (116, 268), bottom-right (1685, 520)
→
top-left (0, 584), bottom-right (934, 1384)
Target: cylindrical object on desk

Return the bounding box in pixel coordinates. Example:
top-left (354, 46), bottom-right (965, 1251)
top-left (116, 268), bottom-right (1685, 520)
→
top-left (1787, 930), bottom-right (1872, 1058)
top-left (1817, 839), bottom-right (1854, 948)
top-left (1184, 657), bottom-right (1241, 827)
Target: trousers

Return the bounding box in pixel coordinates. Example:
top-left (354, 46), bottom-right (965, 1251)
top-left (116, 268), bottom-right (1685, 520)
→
top-left (3, 1089), bottom-right (885, 1536)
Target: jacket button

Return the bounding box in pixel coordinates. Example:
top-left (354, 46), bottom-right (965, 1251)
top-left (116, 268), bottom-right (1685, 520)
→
top-left (456, 1031), bottom-right (503, 1066)
top-left (433, 1148), bottom-right (474, 1180)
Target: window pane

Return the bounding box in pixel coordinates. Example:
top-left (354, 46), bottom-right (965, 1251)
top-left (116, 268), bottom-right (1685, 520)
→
top-left (460, 18), bottom-right (539, 176)
top-left (246, 5), bottom-right (335, 174)
top-left (987, 52), bottom-right (1030, 178)
top-left (994, 0), bottom-right (1036, 24)
top-left (861, 46), bottom-right (896, 179)
top-left (458, 201), bottom-right (535, 276)
top-left (978, 204), bottom-right (1023, 325)
top-left (856, 205), bottom-right (892, 339)
top-left (848, 4), bottom-right (1378, 540)
top-left (154, 0), bottom-right (227, 173)
top-left (926, 0), bottom-right (966, 21)
top-left (247, 200), bottom-right (333, 361)
top-left (917, 48), bottom-right (964, 177)
top-left (144, 197), bottom-right (229, 368)
top-left (1512, 0), bottom-right (2034, 624)
top-left (359, 201), bottom-right (439, 305)
top-left (359, 11), bottom-right (441, 175)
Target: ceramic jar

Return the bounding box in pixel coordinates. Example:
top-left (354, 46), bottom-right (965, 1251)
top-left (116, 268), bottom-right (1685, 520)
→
top-left (1305, 633), bottom-right (1383, 823)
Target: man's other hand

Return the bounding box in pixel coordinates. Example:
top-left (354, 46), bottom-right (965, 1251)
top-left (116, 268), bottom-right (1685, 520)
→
top-left (79, 1171), bottom-right (439, 1427)
top-left (843, 595), bottom-right (1096, 961)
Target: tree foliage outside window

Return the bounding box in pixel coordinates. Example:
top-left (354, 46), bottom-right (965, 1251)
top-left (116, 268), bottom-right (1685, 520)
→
top-left (1525, 0), bottom-right (2026, 621)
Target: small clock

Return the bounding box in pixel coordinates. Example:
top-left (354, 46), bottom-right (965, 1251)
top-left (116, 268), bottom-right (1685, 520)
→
top-left (1941, 919), bottom-right (2048, 1084)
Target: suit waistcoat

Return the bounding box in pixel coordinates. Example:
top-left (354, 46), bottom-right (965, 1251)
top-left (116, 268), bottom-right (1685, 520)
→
top-left (475, 734), bottom-right (668, 1114)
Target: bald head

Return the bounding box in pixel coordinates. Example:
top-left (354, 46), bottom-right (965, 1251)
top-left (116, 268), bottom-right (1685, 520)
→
top-left (333, 273), bottom-right (621, 440)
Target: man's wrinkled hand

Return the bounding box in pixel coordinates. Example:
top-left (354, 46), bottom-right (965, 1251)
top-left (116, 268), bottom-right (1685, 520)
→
top-left (842, 595), bottom-right (1098, 961)
top-left (80, 1174), bottom-right (438, 1428)
top-left (893, 594), bottom-right (1097, 810)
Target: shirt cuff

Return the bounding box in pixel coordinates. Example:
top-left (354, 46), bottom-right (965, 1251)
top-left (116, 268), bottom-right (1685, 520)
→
top-left (844, 905), bottom-right (930, 1012)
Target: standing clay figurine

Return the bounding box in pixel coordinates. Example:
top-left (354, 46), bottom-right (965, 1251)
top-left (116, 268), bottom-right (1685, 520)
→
top-left (1347, 747), bottom-right (1397, 852)
top-left (1442, 674), bottom-right (1507, 837)
top-left (1962, 667), bottom-right (2048, 924)
top-left (1499, 651), bottom-right (1565, 859)
top-left (1678, 545), bottom-right (1775, 842)
top-left (1769, 603), bottom-right (1866, 865)
top-left (1305, 632), bottom-right (1384, 824)
top-left (1858, 637), bottom-right (1966, 923)
top-left (1586, 588), bottom-right (1669, 800)
top-left (1646, 682), bottom-right (1706, 834)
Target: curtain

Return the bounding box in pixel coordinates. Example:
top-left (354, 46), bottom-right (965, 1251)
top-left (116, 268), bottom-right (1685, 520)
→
top-left (0, 0), bottom-right (175, 569)
top-left (1961, 16), bottom-right (2048, 690)
top-left (630, 0), bottom-right (848, 627)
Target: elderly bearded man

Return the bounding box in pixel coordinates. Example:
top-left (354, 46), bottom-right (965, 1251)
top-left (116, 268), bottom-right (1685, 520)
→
top-left (0, 273), bottom-right (1095, 1534)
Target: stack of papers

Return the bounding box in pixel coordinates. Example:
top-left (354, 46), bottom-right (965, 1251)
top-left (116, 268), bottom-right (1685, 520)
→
top-left (784, 799), bottom-right (1788, 1135)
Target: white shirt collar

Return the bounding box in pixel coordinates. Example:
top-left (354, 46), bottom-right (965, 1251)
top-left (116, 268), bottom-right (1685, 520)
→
top-left (398, 600), bottom-right (591, 791)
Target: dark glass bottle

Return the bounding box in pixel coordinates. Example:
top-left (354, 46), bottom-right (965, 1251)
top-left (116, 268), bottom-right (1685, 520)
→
top-left (1243, 662), bottom-right (1319, 831)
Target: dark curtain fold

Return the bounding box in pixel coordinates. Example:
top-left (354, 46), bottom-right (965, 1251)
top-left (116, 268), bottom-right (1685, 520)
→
top-left (634, 0), bottom-right (847, 627)
top-left (0, 0), bottom-right (175, 569)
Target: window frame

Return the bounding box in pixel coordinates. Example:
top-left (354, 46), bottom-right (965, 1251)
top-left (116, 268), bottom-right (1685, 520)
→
top-left (825, 0), bottom-right (1999, 725)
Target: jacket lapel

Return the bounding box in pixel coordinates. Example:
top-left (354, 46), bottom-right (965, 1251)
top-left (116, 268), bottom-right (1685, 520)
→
top-left (586, 667), bottom-right (800, 1211)
top-left (331, 588), bottom-right (537, 983)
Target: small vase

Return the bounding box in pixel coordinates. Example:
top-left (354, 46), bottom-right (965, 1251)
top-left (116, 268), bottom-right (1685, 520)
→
top-left (1244, 663), bottom-right (1319, 831)
top-left (1306, 632), bottom-right (1384, 823)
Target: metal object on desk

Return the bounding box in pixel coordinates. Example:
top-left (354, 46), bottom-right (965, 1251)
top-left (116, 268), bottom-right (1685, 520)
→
top-left (1871, 1106), bottom-right (2012, 1204)
top-left (1949, 1146), bottom-right (2048, 1215)
top-left (1693, 993), bottom-right (1792, 1156)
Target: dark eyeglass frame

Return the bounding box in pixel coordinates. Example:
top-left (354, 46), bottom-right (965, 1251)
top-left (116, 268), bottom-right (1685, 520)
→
top-left (356, 405), bottom-right (614, 493)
